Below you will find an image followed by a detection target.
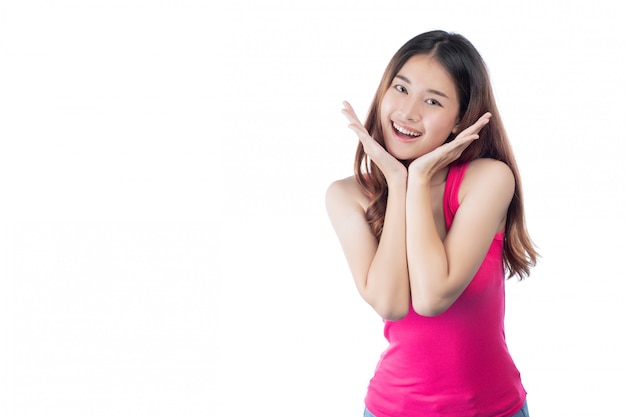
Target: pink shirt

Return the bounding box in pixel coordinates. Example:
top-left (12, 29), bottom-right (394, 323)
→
top-left (364, 162), bottom-right (526, 417)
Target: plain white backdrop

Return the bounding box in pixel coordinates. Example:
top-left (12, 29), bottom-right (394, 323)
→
top-left (1, 0), bottom-right (625, 416)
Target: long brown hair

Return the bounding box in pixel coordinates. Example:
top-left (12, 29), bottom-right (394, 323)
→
top-left (354, 30), bottom-right (538, 279)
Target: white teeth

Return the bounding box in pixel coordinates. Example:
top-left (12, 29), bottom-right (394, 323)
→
top-left (393, 123), bottom-right (421, 137)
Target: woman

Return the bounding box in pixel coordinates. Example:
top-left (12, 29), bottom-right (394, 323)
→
top-left (325, 30), bottom-right (538, 417)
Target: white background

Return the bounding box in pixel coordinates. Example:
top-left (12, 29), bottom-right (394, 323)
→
top-left (1, 0), bottom-right (625, 416)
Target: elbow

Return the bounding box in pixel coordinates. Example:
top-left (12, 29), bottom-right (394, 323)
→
top-left (411, 298), bottom-right (451, 317)
top-left (380, 308), bottom-right (409, 321)
top-left (372, 300), bottom-right (409, 321)
top-left (360, 285), bottom-right (410, 321)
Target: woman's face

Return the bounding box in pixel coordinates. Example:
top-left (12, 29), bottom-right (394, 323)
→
top-left (379, 54), bottom-right (461, 161)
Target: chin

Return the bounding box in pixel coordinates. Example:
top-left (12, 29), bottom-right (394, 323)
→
top-left (386, 145), bottom-right (419, 163)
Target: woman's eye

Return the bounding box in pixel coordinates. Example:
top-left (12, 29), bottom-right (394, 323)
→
top-left (426, 98), bottom-right (441, 106)
top-left (394, 85), bottom-right (407, 93)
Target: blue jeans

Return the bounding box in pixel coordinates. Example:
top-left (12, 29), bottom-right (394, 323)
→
top-left (364, 401), bottom-right (529, 417)
top-left (511, 401), bottom-right (530, 417)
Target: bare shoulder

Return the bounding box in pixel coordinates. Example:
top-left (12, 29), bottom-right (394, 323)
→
top-left (325, 175), bottom-right (369, 212)
top-left (460, 158), bottom-right (515, 203)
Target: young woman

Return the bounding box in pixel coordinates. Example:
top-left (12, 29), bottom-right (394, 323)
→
top-left (325, 30), bottom-right (538, 417)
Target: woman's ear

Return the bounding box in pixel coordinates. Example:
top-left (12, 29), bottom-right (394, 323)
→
top-left (451, 113), bottom-right (462, 134)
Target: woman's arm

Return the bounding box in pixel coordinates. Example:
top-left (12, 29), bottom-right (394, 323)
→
top-left (326, 177), bottom-right (410, 321)
top-left (326, 101), bottom-right (413, 320)
top-left (406, 158), bottom-right (515, 316)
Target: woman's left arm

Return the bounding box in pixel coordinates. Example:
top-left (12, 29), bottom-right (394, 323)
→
top-left (406, 159), bottom-right (515, 316)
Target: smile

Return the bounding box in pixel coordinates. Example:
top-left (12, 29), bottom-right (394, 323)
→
top-left (392, 122), bottom-right (422, 142)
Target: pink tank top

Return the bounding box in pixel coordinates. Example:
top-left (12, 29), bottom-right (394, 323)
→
top-left (364, 162), bottom-right (526, 417)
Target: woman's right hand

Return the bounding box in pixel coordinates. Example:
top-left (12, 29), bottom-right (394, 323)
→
top-left (341, 101), bottom-right (407, 185)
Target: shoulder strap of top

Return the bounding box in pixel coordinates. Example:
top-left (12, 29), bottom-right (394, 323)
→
top-left (443, 162), bottom-right (470, 230)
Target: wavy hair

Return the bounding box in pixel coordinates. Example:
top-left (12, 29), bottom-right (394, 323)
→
top-left (354, 30), bottom-right (538, 279)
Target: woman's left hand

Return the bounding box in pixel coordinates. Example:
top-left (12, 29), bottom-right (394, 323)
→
top-left (408, 112), bottom-right (492, 181)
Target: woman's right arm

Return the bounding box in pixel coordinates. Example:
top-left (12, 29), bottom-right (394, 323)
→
top-left (325, 177), bottom-right (410, 321)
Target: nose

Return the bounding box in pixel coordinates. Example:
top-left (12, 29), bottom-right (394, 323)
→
top-left (401, 99), bottom-right (422, 122)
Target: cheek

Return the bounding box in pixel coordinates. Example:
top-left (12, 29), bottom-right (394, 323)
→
top-left (434, 114), bottom-right (459, 134)
top-left (379, 95), bottom-right (393, 119)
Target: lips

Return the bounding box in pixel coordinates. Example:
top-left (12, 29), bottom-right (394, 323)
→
top-left (392, 122), bottom-right (422, 142)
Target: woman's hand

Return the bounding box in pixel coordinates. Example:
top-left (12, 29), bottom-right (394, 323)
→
top-left (408, 112), bottom-right (492, 182)
top-left (342, 101), bottom-right (407, 185)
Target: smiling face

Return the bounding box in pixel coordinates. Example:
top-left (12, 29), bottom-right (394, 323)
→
top-left (379, 54), bottom-right (461, 161)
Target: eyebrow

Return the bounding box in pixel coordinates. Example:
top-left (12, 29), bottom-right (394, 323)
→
top-left (395, 74), bottom-right (451, 99)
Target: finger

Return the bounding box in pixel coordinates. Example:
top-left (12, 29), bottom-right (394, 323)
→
top-left (342, 101), bottom-right (356, 114)
top-left (471, 112), bottom-right (492, 132)
top-left (346, 123), bottom-right (369, 139)
top-left (341, 109), bottom-right (360, 126)
top-left (467, 112), bottom-right (491, 130)
top-left (341, 101), bottom-right (356, 119)
top-left (341, 101), bottom-right (390, 161)
top-left (456, 113), bottom-right (491, 140)
top-left (443, 134), bottom-right (479, 153)
top-left (341, 103), bottom-right (363, 127)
